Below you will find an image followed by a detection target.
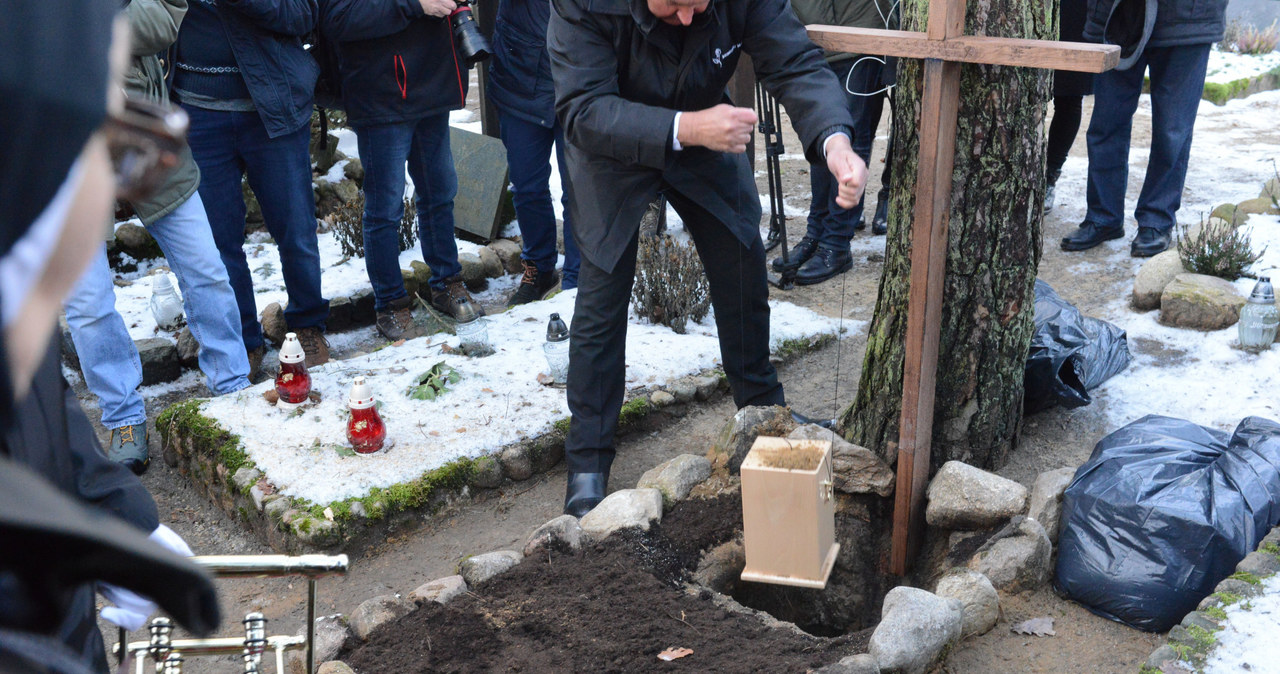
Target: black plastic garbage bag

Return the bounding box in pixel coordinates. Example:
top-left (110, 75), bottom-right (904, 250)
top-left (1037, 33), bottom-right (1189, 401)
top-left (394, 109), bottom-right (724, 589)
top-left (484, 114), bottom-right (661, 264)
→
top-left (1024, 279), bottom-right (1131, 413)
top-left (1055, 415), bottom-right (1280, 632)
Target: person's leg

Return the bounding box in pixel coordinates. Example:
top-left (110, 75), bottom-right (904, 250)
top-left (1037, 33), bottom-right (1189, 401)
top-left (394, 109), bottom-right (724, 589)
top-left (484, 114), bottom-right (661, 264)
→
top-left (354, 122), bottom-right (415, 311)
top-left (63, 246), bottom-right (146, 431)
top-left (145, 193), bottom-right (251, 395)
top-left (500, 109), bottom-right (563, 303)
top-left (1083, 54), bottom-right (1147, 230)
top-left (1136, 44), bottom-right (1211, 235)
top-left (182, 105), bottom-right (262, 351)
top-left (667, 190), bottom-right (785, 409)
top-left (844, 57), bottom-right (885, 229)
top-left (554, 123), bottom-right (580, 290)
top-left (407, 113), bottom-right (462, 290)
top-left (1045, 94), bottom-right (1084, 186)
top-left (872, 88), bottom-right (894, 235)
top-left (240, 116), bottom-right (329, 332)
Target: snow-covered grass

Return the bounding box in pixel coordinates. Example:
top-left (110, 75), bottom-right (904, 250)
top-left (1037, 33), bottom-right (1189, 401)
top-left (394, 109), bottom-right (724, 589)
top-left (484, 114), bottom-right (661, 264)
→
top-left (1203, 571), bottom-right (1280, 673)
top-left (1206, 46), bottom-right (1280, 85)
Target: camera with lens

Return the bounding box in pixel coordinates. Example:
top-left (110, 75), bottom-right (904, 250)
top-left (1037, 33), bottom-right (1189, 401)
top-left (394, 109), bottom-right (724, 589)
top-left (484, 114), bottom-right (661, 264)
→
top-left (450, 0), bottom-right (492, 67)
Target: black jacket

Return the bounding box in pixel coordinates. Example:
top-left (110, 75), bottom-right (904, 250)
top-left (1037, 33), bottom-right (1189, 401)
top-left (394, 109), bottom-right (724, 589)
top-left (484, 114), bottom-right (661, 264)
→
top-left (1084, 0), bottom-right (1225, 49)
top-left (488, 0), bottom-right (557, 128)
top-left (548, 0), bottom-right (854, 273)
top-left (320, 0), bottom-right (469, 127)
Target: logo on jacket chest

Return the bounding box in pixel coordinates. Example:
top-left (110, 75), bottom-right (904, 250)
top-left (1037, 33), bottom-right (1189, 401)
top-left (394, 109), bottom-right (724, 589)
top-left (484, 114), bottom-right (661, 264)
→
top-left (711, 42), bottom-right (741, 68)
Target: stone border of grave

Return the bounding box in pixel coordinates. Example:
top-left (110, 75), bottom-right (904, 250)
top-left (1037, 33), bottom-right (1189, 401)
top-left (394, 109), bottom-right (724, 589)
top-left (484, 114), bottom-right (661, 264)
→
top-left (155, 334), bottom-right (837, 553)
top-left (1198, 64), bottom-right (1280, 105)
top-left (290, 414), bottom-right (1081, 674)
top-left (1140, 525), bottom-right (1280, 673)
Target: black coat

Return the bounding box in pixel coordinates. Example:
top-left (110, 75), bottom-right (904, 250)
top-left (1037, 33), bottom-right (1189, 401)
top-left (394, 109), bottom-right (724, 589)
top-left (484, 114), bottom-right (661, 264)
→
top-left (1084, 0), bottom-right (1226, 49)
top-left (548, 0), bottom-right (854, 273)
top-left (1055, 0), bottom-right (1094, 97)
top-left (320, 0), bottom-right (469, 127)
top-left (488, 0), bottom-right (558, 128)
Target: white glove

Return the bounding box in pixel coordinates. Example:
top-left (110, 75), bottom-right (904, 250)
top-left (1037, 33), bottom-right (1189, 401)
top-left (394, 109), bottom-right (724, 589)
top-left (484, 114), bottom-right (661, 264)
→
top-left (99, 525), bottom-right (194, 630)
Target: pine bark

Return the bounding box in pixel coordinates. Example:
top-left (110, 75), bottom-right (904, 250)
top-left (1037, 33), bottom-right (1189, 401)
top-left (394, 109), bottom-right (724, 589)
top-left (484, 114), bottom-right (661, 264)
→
top-left (838, 0), bottom-right (1056, 471)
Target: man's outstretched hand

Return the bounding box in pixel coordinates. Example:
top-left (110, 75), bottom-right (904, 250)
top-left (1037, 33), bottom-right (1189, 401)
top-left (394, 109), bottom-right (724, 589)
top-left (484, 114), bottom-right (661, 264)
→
top-left (678, 104), bottom-right (758, 154)
top-left (824, 133), bottom-right (867, 209)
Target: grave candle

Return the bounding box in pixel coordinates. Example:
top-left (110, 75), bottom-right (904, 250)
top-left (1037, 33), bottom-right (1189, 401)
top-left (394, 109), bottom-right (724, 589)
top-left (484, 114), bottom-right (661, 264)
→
top-left (544, 313), bottom-right (570, 384)
top-left (149, 271), bottom-right (185, 330)
top-left (346, 376), bottom-right (386, 454)
top-left (1239, 276), bottom-right (1278, 351)
top-left (275, 332), bottom-right (311, 409)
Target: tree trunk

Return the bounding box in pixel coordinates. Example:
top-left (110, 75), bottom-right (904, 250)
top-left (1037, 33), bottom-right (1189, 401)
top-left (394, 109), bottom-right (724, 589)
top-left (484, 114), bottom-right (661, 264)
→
top-left (838, 0), bottom-right (1056, 472)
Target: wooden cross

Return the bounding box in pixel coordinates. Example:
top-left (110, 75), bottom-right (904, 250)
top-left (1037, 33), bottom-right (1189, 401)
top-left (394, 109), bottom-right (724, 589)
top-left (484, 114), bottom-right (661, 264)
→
top-left (806, 6), bottom-right (1119, 575)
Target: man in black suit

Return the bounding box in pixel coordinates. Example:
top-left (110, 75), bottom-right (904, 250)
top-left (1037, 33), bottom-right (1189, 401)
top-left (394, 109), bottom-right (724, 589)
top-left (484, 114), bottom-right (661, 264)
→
top-left (549, 0), bottom-right (868, 516)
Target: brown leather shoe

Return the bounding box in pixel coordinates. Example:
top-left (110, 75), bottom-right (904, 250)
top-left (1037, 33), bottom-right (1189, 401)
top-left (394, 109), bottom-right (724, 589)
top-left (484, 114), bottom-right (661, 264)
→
top-left (375, 296), bottom-right (425, 341)
top-left (246, 346), bottom-right (266, 384)
top-left (294, 327), bottom-right (330, 367)
top-left (431, 276), bottom-right (484, 318)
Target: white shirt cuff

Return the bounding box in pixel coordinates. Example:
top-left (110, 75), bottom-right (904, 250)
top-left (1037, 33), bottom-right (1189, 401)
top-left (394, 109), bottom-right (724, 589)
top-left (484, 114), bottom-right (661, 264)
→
top-left (822, 131), bottom-right (850, 158)
top-left (672, 112), bottom-right (683, 151)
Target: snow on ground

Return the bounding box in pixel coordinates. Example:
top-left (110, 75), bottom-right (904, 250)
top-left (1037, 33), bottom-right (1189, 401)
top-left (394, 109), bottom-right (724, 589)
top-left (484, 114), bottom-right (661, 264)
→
top-left (1204, 572), bottom-right (1280, 674)
top-left (1205, 46), bottom-right (1280, 85)
top-left (200, 289), bottom-right (853, 505)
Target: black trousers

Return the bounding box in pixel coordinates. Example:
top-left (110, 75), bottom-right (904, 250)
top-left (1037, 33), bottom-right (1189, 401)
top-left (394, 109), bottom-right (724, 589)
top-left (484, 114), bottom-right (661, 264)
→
top-left (564, 188), bottom-right (785, 473)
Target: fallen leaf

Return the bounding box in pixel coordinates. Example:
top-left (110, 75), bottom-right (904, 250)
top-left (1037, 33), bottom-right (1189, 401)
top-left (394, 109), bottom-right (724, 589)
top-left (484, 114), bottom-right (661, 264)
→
top-left (392, 339), bottom-right (406, 347)
top-left (308, 391), bottom-right (322, 403)
top-left (262, 389), bottom-right (280, 404)
top-left (481, 387), bottom-right (494, 393)
top-left (657, 647), bottom-right (693, 662)
top-left (429, 431), bottom-right (440, 436)
top-left (441, 343), bottom-right (456, 354)
top-left (536, 372), bottom-right (555, 386)
top-left (455, 427), bottom-right (467, 433)
top-left (1010, 617), bottom-right (1055, 637)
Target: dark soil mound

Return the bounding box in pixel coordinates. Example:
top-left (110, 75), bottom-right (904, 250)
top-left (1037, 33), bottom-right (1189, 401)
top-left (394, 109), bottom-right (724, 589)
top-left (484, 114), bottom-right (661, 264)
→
top-left (343, 495), bottom-right (868, 673)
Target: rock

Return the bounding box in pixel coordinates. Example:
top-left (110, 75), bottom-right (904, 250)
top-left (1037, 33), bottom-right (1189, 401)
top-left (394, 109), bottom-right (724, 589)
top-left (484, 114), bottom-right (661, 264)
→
top-left (967, 516), bottom-right (1053, 593)
top-left (232, 467), bottom-right (262, 493)
top-left (343, 157), bottom-right (364, 185)
top-left (649, 390), bottom-right (676, 407)
top-left (260, 302), bottom-right (287, 345)
top-left (692, 374), bottom-right (721, 401)
top-left (476, 246), bottom-right (504, 279)
top-left (175, 327), bottom-right (199, 368)
top-left (578, 488), bottom-right (664, 540)
top-left (1237, 196), bottom-right (1279, 215)
top-left (327, 295), bottom-right (354, 332)
top-left (349, 595), bottom-right (412, 641)
top-left (460, 550), bottom-right (522, 586)
top-left (668, 378), bottom-right (698, 403)
top-left (710, 405), bottom-right (796, 474)
top-left (349, 289), bottom-right (376, 325)
top-left (933, 568), bottom-right (1000, 638)
top-left (1236, 550), bottom-right (1280, 578)
top-left (265, 497), bottom-right (292, 521)
top-left (814, 654), bottom-right (880, 674)
top-left (1159, 273), bottom-right (1245, 331)
top-left (294, 516), bottom-right (339, 548)
top-left (408, 575), bottom-right (468, 606)
top-left (925, 461), bottom-right (1028, 530)
top-left (868, 587), bottom-right (963, 674)
top-left (317, 663), bottom-right (354, 674)
top-left (1027, 467), bottom-right (1075, 544)
top-left (410, 260), bottom-right (433, 291)
top-left (1132, 250), bottom-right (1187, 311)
top-left (1210, 202), bottom-right (1248, 227)
top-left (489, 239), bottom-right (524, 274)
top-left (114, 222), bottom-right (161, 259)
top-left (636, 454), bottom-right (712, 507)
top-left (523, 515), bottom-right (584, 557)
top-left (312, 615), bottom-right (354, 663)
top-left (789, 424), bottom-right (894, 497)
top-left (135, 338), bottom-right (180, 385)
top-left (458, 252), bottom-right (488, 291)
top-left (401, 268), bottom-right (419, 301)
top-left (693, 540), bottom-right (745, 593)
top-left (499, 445), bottom-right (533, 481)
top-left (60, 323), bottom-right (79, 371)
top-left (469, 455), bottom-right (505, 489)
top-left (1263, 178), bottom-right (1280, 203)
top-left (1145, 645), bottom-right (1182, 672)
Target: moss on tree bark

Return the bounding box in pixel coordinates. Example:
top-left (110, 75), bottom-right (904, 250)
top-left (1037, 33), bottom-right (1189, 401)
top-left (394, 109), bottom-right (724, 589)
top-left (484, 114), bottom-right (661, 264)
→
top-left (838, 0), bottom-right (1056, 471)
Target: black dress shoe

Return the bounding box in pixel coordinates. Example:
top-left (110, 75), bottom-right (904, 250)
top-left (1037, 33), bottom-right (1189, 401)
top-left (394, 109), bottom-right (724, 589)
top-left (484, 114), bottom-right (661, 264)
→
top-left (771, 236), bottom-right (818, 272)
top-left (795, 246), bottom-right (853, 286)
top-left (1130, 227), bottom-right (1171, 257)
top-left (791, 410), bottom-right (837, 430)
top-left (1060, 222), bottom-right (1124, 251)
top-left (852, 216), bottom-right (866, 232)
top-left (564, 472), bottom-right (607, 518)
top-left (871, 199), bottom-right (888, 235)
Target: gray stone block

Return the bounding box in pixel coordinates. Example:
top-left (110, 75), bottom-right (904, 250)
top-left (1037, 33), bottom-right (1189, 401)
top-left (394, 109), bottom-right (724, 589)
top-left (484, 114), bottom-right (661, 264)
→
top-left (136, 338), bottom-right (180, 385)
top-left (450, 127), bottom-right (511, 242)
top-left (349, 595), bottom-right (412, 641)
top-left (460, 550), bottom-right (522, 586)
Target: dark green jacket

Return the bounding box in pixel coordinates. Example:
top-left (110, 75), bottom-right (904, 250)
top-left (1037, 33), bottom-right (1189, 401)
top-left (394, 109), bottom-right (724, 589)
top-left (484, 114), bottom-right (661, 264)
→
top-left (125, 0), bottom-right (201, 226)
top-left (790, 0), bottom-right (898, 63)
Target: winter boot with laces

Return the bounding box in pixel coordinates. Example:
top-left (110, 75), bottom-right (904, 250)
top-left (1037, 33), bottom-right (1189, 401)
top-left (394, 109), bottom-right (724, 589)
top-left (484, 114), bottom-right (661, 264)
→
top-left (508, 260), bottom-right (560, 307)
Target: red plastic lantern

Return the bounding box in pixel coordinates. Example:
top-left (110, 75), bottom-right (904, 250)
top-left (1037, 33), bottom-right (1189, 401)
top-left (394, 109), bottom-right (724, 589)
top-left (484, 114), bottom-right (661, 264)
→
top-left (346, 377), bottom-right (385, 454)
top-left (275, 332), bottom-right (311, 409)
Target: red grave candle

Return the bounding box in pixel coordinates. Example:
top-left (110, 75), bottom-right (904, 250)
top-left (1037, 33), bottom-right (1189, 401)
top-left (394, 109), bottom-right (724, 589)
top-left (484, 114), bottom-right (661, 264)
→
top-left (346, 377), bottom-right (385, 454)
top-left (275, 332), bottom-right (311, 408)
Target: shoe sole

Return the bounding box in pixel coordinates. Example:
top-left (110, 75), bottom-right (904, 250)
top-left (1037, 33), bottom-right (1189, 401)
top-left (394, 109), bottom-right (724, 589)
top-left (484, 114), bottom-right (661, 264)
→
top-left (1130, 243), bottom-right (1170, 258)
top-left (1060, 229), bottom-right (1124, 251)
top-left (795, 259), bottom-right (854, 286)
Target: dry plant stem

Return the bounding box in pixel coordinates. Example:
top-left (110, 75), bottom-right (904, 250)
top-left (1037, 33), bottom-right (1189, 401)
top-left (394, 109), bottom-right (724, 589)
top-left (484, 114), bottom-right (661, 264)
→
top-left (1176, 215), bottom-right (1264, 280)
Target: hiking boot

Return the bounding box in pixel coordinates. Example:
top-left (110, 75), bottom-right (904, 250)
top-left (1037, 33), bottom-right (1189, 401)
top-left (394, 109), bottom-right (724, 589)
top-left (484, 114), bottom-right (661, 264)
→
top-left (508, 260), bottom-right (560, 307)
top-left (246, 346), bottom-right (266, 384)
top-left (295, 327), bottom-right (330, 367)
top-left (431, 276), bottom-right (484, 319)
top-left (771, 236), bottom-right (819, 272)
top-left (108, 423), bottom-right (149, 475)
top-left (796, 246), bottom-right (853, 286)
top-left (375, 296), bottom-right (424, 341)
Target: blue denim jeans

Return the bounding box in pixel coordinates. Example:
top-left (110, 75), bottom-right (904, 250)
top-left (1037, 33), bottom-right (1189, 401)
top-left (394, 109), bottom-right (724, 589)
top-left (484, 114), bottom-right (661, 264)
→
top-left (497, 110), bottom-right (580, 289)
top-left (65, 195), bottom-right (251, 429)
top-left (182, 105), bottom-right (328, 351)
top-left (1084, 44), bottom-right (1211, 234)
top-left (355, 114), bottom-right (463, 307)
top-left (807, 57), bottom-right (890, 250)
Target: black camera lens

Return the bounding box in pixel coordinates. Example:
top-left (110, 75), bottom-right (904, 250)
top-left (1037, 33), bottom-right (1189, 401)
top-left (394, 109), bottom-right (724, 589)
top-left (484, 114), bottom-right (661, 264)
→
top-left (450, 3), bottom-right (492, 67)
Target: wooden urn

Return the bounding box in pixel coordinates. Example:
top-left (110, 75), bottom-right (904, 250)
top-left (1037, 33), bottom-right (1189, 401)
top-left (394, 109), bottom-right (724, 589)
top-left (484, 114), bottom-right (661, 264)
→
top-left (739, 437), bottom-right (840, 589)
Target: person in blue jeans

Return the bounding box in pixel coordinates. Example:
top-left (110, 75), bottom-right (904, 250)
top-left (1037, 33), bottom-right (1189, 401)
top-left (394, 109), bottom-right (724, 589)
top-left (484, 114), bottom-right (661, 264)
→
top-left (62, 0), bottom-right (251, 474)
top-left (1061, 0), bottom-right (1226, 257)
top-left (321, 0), bottom-right (482, 340)
top-left (173, 0), bottom-right (330, 368)
top-left (489, 0), bottom-right (580, 305)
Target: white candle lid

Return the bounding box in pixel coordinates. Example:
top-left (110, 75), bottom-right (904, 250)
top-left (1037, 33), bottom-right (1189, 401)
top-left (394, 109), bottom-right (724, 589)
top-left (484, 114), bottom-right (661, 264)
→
top-left (279, 332), bottom-right (305, 364)
top-left (151, 271), bottom-right (176, 294)
top-left (348, 376), bottom-right (376, 409)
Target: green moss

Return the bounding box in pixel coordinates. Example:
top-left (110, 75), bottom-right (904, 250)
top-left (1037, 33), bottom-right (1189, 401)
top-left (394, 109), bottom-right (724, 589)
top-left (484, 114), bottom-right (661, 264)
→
top-left (617, 397), bottom-right (652, 431)
top-left (1261, 542), bottom-right (1280, 558)
top-left (1214, 591), bottom-right (1244, 606)
top-left (774, 334), bottom-right (836, 361)
top-left (1202, 78), bottom-right (1250, 105)
top-left (1184, 624), bottom-right (1217, 651)
top-left (553, 417), bottom-right (572, 435)
top-left (158, 400), bottom-right (251, 475)
top-left (348, 457), bottom-right (475, 520)
top-left (297, 518), bottom-right (313, 534)
top-left (1230, 570), bottom-right (1263, 586)
top-left (1138, 666), bottom-right (1162, 674)
top-left (1203, 605), bottom-right (1228, 622)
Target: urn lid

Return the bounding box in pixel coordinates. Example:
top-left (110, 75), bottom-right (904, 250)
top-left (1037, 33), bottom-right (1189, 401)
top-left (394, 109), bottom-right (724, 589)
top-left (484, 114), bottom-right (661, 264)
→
top-left (1248, 276), bottom-right (1275, 305)
top-left (348, 376), bottom-right (376, 409)
top-left (279, 332), bottom-right (306, 364)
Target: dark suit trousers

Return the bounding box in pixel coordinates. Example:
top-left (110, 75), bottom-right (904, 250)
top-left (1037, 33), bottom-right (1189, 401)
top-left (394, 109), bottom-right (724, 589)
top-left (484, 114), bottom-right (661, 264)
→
top-left (565, 188), bottom-right (785, 473)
